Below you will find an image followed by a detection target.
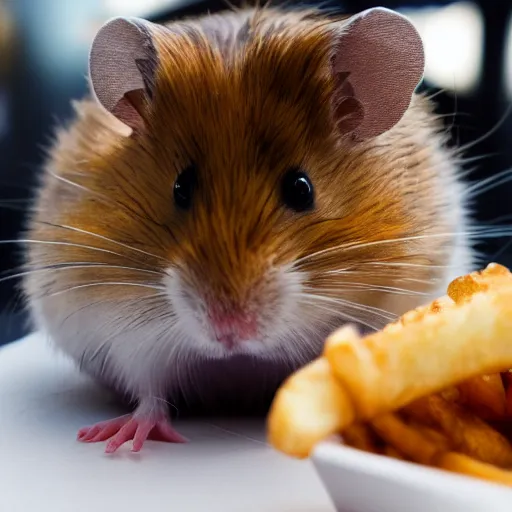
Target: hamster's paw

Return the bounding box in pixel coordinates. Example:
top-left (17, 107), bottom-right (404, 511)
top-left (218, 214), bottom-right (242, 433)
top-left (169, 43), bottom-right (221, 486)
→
top-left (77, 411), bottom-right (187, 453)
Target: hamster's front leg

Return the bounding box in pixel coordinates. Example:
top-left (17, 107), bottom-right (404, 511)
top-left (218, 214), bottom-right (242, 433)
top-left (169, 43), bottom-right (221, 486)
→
top-left (77, 396), bottom-right (186, 453)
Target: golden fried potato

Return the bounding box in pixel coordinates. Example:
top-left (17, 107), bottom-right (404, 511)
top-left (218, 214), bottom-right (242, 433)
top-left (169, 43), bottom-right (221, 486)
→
top-left (267, 357), bottom-right (355, 458)
top-left (408, 422), bottom-right (452, 453)
top-left (342, 423), bottom-right (380, 453)
top-left (384, 296), bottom-right (452, 331)
top-left (447, 263), bottom-right (512, 305)
top-left (382, 444), bottom-right (407, 461)
top-left (457, 374), bottom-right (506, 420)
top-left (323, 286), bottom-right (512, 419)
top-left (267, 263), bottom-right (512, 488)
top-left (371, 413), bottom-right (444, 466)
top-left (439, 453), bottom-right (512, 486)
top-left (424, 395), bottom-right (512, 467)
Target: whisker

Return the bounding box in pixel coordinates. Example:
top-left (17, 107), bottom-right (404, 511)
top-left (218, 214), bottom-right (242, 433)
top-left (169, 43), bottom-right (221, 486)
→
top-left (293, 229), bottom-right (512, 268)
top-left (41, 281), bottom-right (165, 299)
top-left (148, 396), bottom-right (180, 415)
top-left (398, 277), bottom-right (442, 285)
top-left (457, 102), bottom-right (512, 154)
top-left (205, 423), bottom-right (270, 446)
top-left (330, 301), bottom-right (396, 322)
top-left (48, 171), bottom-right (102, 200)
top-left (300, 299), bottom-right (380, 331)
top-left (320, 287), bottom-right (424, 297)
top-left (304, 285), bottom-right (425, 297)
top-left (319, 268), bottom-right (441, 282)
top-left (38, 221), bottom-right (171, 264)
top-left (0, 262), bottom-right (163, 285)
top-left (306, 281), bottom-right (429, 296)
top-left (425, 88), bottom-right (447, 101)
top-left (358, 261), bottom-right (459, 270)
top-left (2, 239), bottom-right (152, 265)
top-left (299, 293), bottom-right (396, 321)
top-left (466, 168), bottom-right (512, 198)
top-left (63, 291), bottom-right (167, 341)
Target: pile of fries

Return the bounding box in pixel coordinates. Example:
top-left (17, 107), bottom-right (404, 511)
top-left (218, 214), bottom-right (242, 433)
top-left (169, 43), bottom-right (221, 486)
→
top-left (267, 263), bottom-right (512, 487)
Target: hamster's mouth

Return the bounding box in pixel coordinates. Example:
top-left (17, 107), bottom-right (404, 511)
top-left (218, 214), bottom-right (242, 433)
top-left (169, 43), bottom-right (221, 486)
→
top-left (203, 334), bottom-right (274, 357)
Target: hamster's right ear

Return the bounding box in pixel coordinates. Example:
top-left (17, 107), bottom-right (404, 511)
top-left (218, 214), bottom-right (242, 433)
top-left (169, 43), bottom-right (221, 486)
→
top-left (331, 8), bottom-right (425, 141)
top-left (89, 17), bottom-right (161, 132)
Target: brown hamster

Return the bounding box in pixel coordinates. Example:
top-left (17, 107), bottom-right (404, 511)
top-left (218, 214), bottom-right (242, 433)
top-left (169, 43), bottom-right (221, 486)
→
top-left (22, 6), bottom-right (473, 452)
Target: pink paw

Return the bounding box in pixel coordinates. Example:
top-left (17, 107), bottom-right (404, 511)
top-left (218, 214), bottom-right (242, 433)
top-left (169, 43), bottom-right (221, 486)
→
top-left (77, 414), bottom-right (187, 453)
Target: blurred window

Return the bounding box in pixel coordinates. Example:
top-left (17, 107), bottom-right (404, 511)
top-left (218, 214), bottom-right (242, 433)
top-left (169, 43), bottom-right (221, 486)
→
top-left (399, 2), bottom-right (483, 95)
top-left (104, 0), bottom-right (183, 17)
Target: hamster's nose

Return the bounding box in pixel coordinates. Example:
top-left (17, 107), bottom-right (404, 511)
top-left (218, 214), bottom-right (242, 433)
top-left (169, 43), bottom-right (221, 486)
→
top-left (207, 307), bottom-right (258, 349)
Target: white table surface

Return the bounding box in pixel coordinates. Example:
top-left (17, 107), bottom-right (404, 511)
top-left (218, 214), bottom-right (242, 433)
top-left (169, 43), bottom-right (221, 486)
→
top-left (0, 332), bottom-right (335, 512)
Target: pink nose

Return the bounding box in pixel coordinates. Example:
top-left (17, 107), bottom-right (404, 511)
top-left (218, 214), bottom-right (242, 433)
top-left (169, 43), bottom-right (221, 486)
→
top-left (208, 309), bottom-right (257, 349)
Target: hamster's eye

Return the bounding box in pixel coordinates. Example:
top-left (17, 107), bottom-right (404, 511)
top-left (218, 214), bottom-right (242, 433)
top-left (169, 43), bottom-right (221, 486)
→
top-left (174, 165), bottom-right (196, 210)
top-left (281, 168), bottom-right (315, 212)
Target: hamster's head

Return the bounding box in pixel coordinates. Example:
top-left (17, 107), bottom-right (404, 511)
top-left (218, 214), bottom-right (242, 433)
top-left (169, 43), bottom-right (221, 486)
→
top-left (32, 8), bottom-right (448, 365)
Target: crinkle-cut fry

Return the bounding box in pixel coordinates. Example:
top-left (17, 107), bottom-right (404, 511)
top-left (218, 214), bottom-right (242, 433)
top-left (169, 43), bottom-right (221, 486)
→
top-left (457, 373), bottom-right (506, 420)
top-left (371, 413), bottom-right (445, 466)
top-left (268, 263), bottom-right (512, 461)
top-left (324, 287), bottom-right (512, 419)
top-left (439, 453), bottom-right (512, 487)
top-left (342, 423), bottom-right (380, 453)
top-left (421, 395), bottom-right (512, 467)
top-left (447, 263), bottom-right (512, 305)
top-left (383, 296), bottom-right (452, 333)
top-left (267, 357), bottom-right (355, 459)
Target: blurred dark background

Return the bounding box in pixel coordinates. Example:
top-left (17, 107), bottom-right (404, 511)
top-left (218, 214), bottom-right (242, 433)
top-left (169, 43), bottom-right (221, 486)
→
top-left (0, 0), bottom-right (511, 345)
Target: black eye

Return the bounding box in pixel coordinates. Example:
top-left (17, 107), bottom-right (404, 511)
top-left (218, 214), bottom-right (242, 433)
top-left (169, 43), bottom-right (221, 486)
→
top-left (174, 165), bottom-right (196, 210)
top-left (281, 168), bottom-right (315, 212)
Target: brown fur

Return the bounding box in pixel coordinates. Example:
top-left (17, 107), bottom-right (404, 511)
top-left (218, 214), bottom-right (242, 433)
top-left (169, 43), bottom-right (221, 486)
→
top-left (25, 7), bottom-right (469, 336)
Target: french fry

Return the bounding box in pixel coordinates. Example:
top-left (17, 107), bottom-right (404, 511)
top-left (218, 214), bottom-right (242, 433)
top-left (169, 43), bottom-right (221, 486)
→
top-left (439, 386), bottom-right (460, 403)
top-left (401, 397), bottom-right (437, 426)
top-left (424, 395), bottom-right (512, 467)
top-left (323, 285), bottom-right (512, 419)
top-left (457, 374), bottom-right (506, 420)
top-left (409, 423), bottom-right (452, 453)
top-left (447, 263), bottom-right (512, 305)
top-left (267, 263), bottom-right (512, 487)
top-left (439, 453), bottom-right (512, 487)
top-left (371, 413), bottom-right (444, 466)
top-left (267, 357), bottom-right (355, 458)
top-left (382, 444), bottom-right (407, 461)
top-left (386, 296), bottom-right (452, 330)
top-left (342, 423), bottom-right (380, 453)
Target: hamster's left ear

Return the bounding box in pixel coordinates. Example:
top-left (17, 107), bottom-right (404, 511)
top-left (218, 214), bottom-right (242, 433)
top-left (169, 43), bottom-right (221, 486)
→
top-left (331, 8), bottom-right (425, 141)
top-left (89, 17), bottom-right (161, 132)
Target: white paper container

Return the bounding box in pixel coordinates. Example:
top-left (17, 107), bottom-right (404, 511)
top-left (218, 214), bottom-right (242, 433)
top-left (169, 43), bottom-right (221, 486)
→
top-left (312, 440), bottom-right (512, 512)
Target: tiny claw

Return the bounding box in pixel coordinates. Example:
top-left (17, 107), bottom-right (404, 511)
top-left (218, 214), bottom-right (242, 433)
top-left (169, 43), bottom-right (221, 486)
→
top-left (80, 425), bottom-right (102, 442)
top-left (77, 428), bottom-right (88, 440)
top-left (105, 419), bottom-right (137, 453)
top-left (77, 414), bottom-right (131, 444)
top-left (132, 422), bottom-right (154, 452)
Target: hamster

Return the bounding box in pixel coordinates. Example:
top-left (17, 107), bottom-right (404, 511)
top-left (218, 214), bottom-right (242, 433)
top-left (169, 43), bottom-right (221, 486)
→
top-left (22, 6), bottom-right (473, 453)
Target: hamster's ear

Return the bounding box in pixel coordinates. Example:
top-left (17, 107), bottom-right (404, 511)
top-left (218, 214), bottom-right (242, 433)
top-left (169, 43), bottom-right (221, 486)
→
top-left (89, 17), bottom-right (161, 132)
top-left (332, 7), bottom-right (424, 141)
